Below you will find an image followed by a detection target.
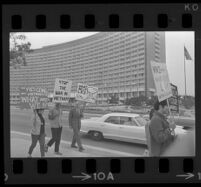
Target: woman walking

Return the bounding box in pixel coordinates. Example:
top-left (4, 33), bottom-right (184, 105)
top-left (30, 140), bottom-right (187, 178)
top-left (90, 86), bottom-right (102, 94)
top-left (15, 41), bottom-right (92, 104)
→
top-left (44, 103), bottom-right (63, 155)
top-left (28, 109), bottom-right (46, 158)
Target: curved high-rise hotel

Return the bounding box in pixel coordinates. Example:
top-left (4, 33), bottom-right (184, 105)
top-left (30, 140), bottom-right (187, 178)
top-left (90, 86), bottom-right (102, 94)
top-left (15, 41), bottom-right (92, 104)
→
top-left (10, 32), bottom-right (166, 104)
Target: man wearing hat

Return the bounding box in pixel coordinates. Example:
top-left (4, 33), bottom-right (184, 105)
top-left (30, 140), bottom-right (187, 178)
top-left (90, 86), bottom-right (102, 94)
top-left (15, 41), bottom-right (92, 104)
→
top-left (69, 101), bottom-right (85, 152)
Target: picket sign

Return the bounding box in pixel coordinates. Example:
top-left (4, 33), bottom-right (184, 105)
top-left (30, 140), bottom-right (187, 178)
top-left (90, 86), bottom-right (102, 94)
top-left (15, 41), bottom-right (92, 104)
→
top-left (150, 61), bottom-right (172, 102)
top-left (75, 83), bottom-right (98, 103)
top-left (19, 87), bottom-right (48, 109)
top-left (150, 61), bottom-right (175, 124)
top-left (53, 78), bottom-right (72, 103)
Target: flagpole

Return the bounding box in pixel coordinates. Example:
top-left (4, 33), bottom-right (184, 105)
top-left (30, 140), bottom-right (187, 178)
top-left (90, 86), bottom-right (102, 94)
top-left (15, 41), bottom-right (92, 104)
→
top-left (184, 45), bottom-right (187, 98)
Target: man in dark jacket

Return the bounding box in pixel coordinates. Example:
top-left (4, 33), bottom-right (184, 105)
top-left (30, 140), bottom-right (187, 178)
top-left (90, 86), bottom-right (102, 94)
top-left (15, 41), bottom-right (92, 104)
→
top-left (149, 99), bottom-right (176, 156)
top-left (69, 101), bottom-right (85, 152)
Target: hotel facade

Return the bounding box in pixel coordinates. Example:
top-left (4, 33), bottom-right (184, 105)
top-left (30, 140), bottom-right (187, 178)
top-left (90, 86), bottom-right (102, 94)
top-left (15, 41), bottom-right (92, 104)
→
top-left (10, 32), bottom-right (166, 104)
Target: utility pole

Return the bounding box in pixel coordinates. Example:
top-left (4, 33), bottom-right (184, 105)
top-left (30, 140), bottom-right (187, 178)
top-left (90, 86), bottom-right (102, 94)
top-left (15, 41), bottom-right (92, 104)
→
top-left (184, 45), bottom-right (187, 98)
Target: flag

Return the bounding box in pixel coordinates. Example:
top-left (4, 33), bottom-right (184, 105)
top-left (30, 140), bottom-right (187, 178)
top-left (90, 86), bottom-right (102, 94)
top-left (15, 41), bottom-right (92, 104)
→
top-left (184, 46), bottom-right (192, 60)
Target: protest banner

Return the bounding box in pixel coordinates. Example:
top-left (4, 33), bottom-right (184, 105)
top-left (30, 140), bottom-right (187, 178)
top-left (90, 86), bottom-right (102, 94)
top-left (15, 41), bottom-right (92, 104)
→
top-left (150, 61), bottom-right (172, 102)
top-left (53, 78), bottom-right (72, 103)
top-left (76, 83), bottom-right (98, 103)
top-left (168, 83), bottom-right (179, 113)
top-left (19, 87), bottom-right (48, 109)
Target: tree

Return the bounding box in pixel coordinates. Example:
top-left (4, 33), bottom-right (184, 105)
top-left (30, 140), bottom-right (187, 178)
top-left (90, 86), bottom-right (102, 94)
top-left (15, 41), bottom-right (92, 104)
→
top-left (125, 95), bottom-right (147, 106)
top-left (10, 33), bottom-right (32, 68)
top-left (181, 96), bottom-right (195, 109)
top-left (146, 95), bottom-right (158, 106)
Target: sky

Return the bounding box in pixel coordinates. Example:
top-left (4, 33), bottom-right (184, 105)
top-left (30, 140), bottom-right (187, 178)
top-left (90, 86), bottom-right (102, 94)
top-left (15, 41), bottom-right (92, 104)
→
top-left (11, 32), bottom-right (195, 96)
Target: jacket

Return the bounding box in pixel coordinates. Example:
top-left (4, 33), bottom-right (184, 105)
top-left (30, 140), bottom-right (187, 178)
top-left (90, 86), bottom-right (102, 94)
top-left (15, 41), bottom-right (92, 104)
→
top-left (49, 107), bottom-right (62, 128)
top-left (149, 111), bottom-right (174, 156)
top-left (68, 108), bottom-right (83, 130)
top-left (31, 113), bottom-right (43, 135)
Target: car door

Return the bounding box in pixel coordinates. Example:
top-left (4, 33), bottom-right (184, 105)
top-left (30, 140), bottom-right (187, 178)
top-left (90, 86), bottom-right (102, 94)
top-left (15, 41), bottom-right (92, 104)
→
top-left (132, 116), bottom-right (147, 141)
top-left (118, 116), bottom-right (143, 142)
top-left (119, 116), bottom-right (141, 141)
top-left (103, 116), bottom-right (121, 139)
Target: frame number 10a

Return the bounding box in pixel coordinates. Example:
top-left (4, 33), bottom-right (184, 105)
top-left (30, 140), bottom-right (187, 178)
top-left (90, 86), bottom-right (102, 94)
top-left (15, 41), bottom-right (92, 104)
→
top-left (72, 172), bottom-right (114, 181)
top-left (93, 172), bottom-right (114, 181)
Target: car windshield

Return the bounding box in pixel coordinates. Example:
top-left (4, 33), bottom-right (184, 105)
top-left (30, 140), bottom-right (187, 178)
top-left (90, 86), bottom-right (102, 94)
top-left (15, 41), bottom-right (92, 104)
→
top-left (135, 116), bottom-right (147, 126)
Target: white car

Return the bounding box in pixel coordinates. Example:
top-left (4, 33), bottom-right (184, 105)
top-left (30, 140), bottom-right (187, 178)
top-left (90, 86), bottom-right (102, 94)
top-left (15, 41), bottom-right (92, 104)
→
top-left (81, 113), bottom-right (187, 145)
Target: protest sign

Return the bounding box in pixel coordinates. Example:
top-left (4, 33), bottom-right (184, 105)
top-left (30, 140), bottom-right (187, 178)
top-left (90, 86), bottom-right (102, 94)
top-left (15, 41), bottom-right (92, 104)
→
top-left (53, 78), bottom-right (72, 103)
top-left (168, 83), bottom-right (179, 113)
top-left (76, 83), bottom-right (98, 103)
top-left (19, 87), bottom-right (48, 109)
top-left (150, 61), bottom-right (172, 102)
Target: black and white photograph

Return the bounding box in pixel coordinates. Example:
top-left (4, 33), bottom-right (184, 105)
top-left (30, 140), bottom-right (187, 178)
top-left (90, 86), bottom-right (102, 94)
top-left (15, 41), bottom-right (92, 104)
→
top-left (10, 31), bottom-right (195, 157)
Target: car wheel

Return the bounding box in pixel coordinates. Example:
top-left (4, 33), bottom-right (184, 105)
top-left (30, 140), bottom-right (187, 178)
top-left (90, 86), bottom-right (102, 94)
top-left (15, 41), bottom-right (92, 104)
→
top-left (89, 131), bottom-right (103, 141)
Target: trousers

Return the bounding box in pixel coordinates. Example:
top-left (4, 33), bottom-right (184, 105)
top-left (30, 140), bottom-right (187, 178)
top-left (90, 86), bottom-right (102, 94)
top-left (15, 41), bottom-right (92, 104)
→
top-left (47, 127), bottom-right (62, 152)
top-left (28, 133), bottom-right (45, 157)
top-left (71, 125), bottom-right (83, 148)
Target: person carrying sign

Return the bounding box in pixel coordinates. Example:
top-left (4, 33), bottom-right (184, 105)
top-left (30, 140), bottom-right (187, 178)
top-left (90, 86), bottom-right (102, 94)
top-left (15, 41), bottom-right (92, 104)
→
top-left (45, 103), bottom-right (63, 155)
top-left (148, 99), bottom-right (176, 156)
top-left (68, 101), bottom-right (85, 152)
top-left (28, 109), bottom-right (46, 158)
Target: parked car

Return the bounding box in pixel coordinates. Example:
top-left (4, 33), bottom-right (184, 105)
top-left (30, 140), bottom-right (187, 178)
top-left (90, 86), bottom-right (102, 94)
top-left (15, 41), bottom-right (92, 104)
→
top-left (80, 113), bottom-right (187, 145)
top-left (143, 114), bottom-right (195, 129)
top-left (172, 116), bottom-right (195, 129)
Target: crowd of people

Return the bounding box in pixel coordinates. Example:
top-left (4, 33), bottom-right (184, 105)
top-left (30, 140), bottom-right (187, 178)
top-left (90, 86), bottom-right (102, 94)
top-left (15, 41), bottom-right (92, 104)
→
top-left (27, 101), bottom-right (85, 158)
top-left (27, 98), bottom-right (184, 157)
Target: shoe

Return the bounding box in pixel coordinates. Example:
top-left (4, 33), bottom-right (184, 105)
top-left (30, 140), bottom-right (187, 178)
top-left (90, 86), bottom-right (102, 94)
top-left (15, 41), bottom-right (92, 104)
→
top-left (79, 147), bottom-right (85, 152)
top-left (71, 145), bottom-right (78, 148)
top-left (44, 144), bottom-right (48, 152)
top-left (54, 152), bottom-right (63, 155)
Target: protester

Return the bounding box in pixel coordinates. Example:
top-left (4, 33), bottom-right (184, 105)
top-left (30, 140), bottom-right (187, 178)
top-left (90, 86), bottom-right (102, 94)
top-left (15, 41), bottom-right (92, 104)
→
top-left (69, 101), bottom-right (85, 152)
top-left (45, 103), bottom-right (63, 155)
top-left (148, 99), bottom-right (176, 156)
top-left (28, 108), bottom-right (45, 158)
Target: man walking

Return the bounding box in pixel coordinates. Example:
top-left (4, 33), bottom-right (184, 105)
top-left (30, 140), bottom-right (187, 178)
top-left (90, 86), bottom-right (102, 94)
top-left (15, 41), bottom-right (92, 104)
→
top-left (148, 99), bottom-right (176, 156)
top-left (69, 101), bottom-right (85, 152)
top-left (45, 103), bottom-right (63, 155)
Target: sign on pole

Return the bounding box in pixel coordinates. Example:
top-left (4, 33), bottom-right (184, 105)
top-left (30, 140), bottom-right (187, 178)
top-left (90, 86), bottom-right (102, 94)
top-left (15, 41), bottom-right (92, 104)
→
top-left (53, 78), bottom-right (72, 103)
top-left (19, 87), bottom-right (48, 109)
top-left (169, 83), bottom-right (179, 113)
top-left (150, 61), bottom-right (172, 102)
top-left (76, 83), bottom-right (98, 103)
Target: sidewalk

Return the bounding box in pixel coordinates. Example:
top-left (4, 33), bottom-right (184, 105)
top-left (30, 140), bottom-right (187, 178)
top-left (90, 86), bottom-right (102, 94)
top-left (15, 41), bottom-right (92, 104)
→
top-left (11, 131), bottom-right (138, 157)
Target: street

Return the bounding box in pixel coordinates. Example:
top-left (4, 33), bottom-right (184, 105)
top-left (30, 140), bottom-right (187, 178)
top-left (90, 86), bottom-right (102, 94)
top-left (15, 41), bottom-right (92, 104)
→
top-left (10, 108), bottom-right (147, 157)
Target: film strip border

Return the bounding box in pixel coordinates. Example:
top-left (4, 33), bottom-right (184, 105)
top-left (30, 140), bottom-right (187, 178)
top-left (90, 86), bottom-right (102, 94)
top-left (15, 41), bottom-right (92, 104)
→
top-left (3, 4), bottom-right (201, 31)
top-left (10, 13), bottom-right (193, 30)
top-left (5, 158), bottom-right (196, 183)
top-left (3, 3), bottom-right (201, 184)
top-left (10, 158), bottom-right (194, 174)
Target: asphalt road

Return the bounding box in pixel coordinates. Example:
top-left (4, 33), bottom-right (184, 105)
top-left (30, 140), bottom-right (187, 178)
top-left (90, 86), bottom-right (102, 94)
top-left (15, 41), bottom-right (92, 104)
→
top-left (10, 108), bottom-right (147, 156)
